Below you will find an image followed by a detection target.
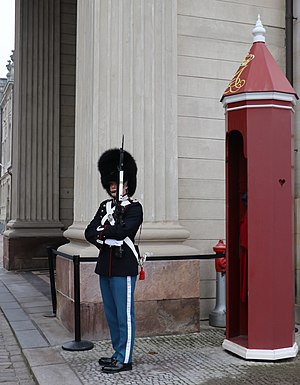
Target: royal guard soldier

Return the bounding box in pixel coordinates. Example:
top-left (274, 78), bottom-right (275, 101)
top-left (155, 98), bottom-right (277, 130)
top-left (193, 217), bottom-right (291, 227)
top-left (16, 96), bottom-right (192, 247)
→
top-left (85, 144), bottom-right (143, 373)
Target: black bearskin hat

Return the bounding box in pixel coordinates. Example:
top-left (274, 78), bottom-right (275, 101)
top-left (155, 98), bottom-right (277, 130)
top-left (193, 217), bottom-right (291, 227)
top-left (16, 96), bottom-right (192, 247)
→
top-left (98, 148), bottom-right (137, 196)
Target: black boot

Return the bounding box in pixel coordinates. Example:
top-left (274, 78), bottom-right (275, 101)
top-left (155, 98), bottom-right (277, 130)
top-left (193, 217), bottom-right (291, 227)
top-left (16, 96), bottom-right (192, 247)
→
top-left (98, 357), bottom-right (115, 366)
top-left (102, 360), bottom-right (132, 373)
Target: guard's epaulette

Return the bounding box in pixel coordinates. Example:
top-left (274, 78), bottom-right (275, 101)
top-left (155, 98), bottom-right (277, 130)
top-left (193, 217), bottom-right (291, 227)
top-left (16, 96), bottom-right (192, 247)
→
top-left (102, 198), bottom-right (112, 206)
top-left (129, 198), bottom-right (139, 203)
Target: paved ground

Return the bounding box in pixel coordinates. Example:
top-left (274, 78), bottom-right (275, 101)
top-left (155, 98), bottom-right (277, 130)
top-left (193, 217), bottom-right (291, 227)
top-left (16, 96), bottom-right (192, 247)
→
top-left (0, 240), bottom-right (36, 385)
top-left (0, 302), bottom-right (36, 384)
top-left (1, 235), bottom-right (300, 384)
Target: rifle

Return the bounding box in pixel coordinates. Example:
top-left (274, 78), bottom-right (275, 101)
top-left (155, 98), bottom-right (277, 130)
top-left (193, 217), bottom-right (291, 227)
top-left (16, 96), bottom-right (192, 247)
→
top-left (114, 135), bottom-right (125, 227)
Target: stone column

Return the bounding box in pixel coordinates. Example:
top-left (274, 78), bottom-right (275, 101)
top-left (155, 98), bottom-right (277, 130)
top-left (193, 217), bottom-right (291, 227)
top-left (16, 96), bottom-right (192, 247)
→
top-left (3, 0), bottom-right (65, 270)
top-left (58, 0), bottom-right (200, 339)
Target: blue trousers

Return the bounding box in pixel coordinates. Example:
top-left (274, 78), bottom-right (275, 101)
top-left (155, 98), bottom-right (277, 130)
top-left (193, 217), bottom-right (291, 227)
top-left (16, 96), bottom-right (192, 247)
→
top-left (100, 276), bottom-right (137, 364)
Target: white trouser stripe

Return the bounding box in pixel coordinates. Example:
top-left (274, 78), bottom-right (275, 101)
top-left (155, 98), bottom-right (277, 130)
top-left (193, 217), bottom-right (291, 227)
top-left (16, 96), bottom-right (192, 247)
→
top-left (124, 276), bottom-right (132, 363)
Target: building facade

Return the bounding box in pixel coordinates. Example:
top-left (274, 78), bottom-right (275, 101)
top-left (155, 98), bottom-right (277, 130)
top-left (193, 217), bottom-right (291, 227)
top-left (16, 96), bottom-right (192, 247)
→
top-left (0, 54), bottom-right (14, 232)
top-left (4, 0), bottom-right (300, 336)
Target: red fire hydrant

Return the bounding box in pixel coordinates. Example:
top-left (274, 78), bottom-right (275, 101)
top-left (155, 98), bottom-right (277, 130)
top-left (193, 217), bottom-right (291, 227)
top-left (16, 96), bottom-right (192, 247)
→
top-left (209, 240), bottom-right (226, 327)
top-left (213, 239), bottom-right (226, 274)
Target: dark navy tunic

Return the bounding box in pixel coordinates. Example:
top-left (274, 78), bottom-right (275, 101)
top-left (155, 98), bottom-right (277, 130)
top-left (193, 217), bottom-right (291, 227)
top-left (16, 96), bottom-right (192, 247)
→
top-left (85, 198), bottom-right (143, 277)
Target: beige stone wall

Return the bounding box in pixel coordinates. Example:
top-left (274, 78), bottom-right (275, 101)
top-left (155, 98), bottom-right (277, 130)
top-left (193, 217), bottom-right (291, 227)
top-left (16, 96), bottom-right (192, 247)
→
top-left (59, 0), bottom-right (76, 229)
top-left (176, 0), bottom-right (286, 318)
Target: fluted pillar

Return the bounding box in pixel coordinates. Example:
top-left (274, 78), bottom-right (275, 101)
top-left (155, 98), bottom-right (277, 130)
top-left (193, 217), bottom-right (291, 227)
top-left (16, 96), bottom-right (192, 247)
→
top-left (57, 0), bottom-right (200, 339)
top-left (62, 0), bottom-right (196, 256)
top-left (3, 0), bottom-right (65, 270)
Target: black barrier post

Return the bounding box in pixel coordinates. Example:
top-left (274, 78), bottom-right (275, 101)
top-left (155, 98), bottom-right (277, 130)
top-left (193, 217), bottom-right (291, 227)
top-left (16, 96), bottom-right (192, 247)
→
top-left (74, 254), bottom-right (82, 342)
top-left (62, 255), bottom-right (94, 351)
top-left (44, 247), bottom-right (57, 318)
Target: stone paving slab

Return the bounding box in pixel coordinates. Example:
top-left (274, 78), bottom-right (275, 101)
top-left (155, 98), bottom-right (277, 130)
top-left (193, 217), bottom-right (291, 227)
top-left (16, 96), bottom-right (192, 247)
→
top-left (0, 292), bottom-right (17, 302)
top-left (13, 329), bottom-right (49, 349)
top-left (23, 347), bottom-right (66, 366)
top-left (21, 300), bottom-right (52, 307)
top-left (22, 306), bottom-right (53, 315)
top-left (23, 348), bottom-right (82, 385)
top-left (28, 313), bottom-right (73, 347)
top-left (3, 308), bottom-right (30, 322)
top-left (1, 301), bottom-right (22, 310)
top-left (30, 363), bottom-right (82, 385)
top-left (10, 320), bottom-right (37, 331)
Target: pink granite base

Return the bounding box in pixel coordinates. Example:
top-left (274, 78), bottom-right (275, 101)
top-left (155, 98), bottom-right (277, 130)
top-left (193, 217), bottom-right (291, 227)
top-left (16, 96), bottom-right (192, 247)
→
top-left (57, 290), bottom-right (200, 340)
top-left (56, 257), bottom-right (201, 339)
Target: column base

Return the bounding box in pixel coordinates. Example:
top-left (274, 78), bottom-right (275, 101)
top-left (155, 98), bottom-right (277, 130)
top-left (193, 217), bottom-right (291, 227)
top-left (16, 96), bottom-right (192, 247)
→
top-left (222, 339), bottom-right (298, 360)
top-left (3, 220), bottom-right (66, 270)
top-left (138, 221), bottom-right (200, 256)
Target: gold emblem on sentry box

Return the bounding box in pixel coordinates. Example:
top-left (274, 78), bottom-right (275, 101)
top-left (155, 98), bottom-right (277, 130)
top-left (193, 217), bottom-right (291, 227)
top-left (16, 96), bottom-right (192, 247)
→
top-left (224, 53), bottom-right (255, 95)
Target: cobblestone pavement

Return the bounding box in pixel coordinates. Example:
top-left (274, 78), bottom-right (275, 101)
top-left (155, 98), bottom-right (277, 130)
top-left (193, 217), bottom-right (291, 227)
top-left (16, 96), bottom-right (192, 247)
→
top-left (60, 325), bottom-right (300, 385)
top-left (0, 305), bottom-right (36, 385)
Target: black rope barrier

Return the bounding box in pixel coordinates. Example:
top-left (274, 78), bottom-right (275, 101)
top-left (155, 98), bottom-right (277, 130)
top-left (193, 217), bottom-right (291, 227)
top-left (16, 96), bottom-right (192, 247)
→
top-left (46, 247), bottom-right (225, 352)
top-left (146, 254), bottom-right (225, 261)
